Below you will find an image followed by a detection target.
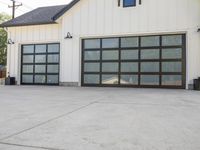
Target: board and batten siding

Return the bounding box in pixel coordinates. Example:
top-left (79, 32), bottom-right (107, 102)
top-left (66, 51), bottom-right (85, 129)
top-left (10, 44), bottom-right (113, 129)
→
top-left (7, 24), bottom-right (61, 83)
top-left (60, 0), bottom-right (200, 88)
top-left (6, 0), bottom-right (200, 88)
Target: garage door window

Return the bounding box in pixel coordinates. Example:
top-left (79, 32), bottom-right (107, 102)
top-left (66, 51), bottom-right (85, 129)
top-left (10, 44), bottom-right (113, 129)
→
top-left (82, 34), bottom-right (186, 88)
top-left (21, 43), bottom-right (60, 85)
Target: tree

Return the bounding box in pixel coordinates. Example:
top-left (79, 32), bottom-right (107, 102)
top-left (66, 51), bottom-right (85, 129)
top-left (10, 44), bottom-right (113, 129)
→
top-left (0, 13), bottom-right (11, 65)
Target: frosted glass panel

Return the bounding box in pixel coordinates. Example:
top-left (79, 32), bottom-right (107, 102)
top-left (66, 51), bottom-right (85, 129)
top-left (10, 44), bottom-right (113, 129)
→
top-left (84, 75), bottom-right (100, 84)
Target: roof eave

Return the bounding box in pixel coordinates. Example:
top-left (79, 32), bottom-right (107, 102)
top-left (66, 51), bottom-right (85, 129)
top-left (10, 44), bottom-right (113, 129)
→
top-left (0, 21), bottom-right (57, 28)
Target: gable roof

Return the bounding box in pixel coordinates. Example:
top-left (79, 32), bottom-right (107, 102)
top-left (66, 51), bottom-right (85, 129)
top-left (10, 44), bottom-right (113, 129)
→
top-left (0, 0), bottom-right (80, 27)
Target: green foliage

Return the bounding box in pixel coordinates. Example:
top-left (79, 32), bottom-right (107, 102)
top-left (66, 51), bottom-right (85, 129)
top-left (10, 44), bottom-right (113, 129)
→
top-left (0, 13), bottom-right (11, 65)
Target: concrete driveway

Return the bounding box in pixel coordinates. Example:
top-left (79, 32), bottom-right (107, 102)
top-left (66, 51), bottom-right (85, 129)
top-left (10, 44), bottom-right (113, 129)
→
top-left (0, 86), bottom-right (200, 150)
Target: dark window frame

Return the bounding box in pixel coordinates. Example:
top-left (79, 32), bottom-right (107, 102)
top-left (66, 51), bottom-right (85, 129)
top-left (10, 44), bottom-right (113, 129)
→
top-left (81, 34), bottom-right (186, 89)
top-left (21, 43), bottom-right (60, 86)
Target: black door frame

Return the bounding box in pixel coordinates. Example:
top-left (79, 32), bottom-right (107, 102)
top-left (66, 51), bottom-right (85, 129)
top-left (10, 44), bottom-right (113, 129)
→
top-left (81, 34), bottom-right (186, 89)
top-left (20, 43), bottom-right (60, 85)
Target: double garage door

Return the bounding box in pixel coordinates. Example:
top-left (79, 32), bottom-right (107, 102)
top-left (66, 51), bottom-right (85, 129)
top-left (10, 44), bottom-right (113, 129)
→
top-left (82, 34), bottom-right (186, 88)
top-left (21, 43), bottom-right (60, 85)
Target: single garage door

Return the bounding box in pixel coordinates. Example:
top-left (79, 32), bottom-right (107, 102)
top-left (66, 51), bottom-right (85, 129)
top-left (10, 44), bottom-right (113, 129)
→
top-left (82, 34), bottom-right (186, 88)
top-left (21, 43), bottom-right (60, 85)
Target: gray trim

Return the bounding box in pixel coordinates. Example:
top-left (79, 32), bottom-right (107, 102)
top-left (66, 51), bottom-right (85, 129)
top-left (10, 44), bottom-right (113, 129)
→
top-left (0, 22), bottom-right (57, 28)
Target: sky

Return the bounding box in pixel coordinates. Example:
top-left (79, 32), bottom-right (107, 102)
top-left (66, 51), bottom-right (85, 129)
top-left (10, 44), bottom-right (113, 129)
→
top-left (0, 0), bottom-right (72, 17)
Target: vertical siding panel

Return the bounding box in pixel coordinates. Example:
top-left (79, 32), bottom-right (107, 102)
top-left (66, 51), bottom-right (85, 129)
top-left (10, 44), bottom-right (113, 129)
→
top-left (26, 26), bottom-right (31, 41)
top-left (156, 0), bottom-right (167, 31)
top-left (176, 0), bottom-right (188, 30)
top-left (146, 0), bottom-right (157, 32)
top-left (130, 4), bottom-right (139, 33)
top-left (104, 0), bottom-right (113, 34)
top-left (39, 25), bottom-right (46, 41)
top-left (72, 7), bottom-right (81, 82)
top-left (21, 27), bottom-right (26, 41)
top-left (139, 0), bottom-right (147, 32)
top-left (32, 26), bottom-right (37, 42)
top-left (45, 25), bottom-right (51, 41)
top-left (14, 43), bottom-right (18, 77)
top-left (96, 0), bottom-right (105, 35)
top-left (80, 0), bottom-right (89, 35)
top-left (9, 29), bottom-right (15, 76)
top-left (88, 0), bottom-right (96, 35)
top-left (15, 27), bottom-right (21, 43)
top-left (112, 1), bottom-right (121, 34)
top-left (64, 14), bottom-right (73, 82)
top-left (7, 30), bottom-right (11, 76)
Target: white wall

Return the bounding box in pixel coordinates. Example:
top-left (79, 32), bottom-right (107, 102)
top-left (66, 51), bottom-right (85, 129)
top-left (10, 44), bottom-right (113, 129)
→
top-left (7, 0), bottom-right (200, 88)
top-left (60, 0), bottom-right (200, 87)
top-left (7, 24), bottom-right (61, 84)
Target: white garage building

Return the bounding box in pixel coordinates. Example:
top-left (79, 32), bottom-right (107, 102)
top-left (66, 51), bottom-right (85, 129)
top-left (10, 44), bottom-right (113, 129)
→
top-left (1, 0), bottom-right (200, 89)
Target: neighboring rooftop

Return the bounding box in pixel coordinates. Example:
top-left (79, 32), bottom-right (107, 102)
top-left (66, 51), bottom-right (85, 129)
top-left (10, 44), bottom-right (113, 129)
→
top-left (0, 0), bottom-right (80, 27)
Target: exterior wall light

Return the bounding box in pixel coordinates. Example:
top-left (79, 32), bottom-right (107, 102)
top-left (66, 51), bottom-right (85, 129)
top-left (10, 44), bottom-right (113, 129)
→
top-left (197, 28), bottom-right (200, 32)
top-left (65, 32), bottom-right (73, 39)
top-left (118, 0), bottom-right (120, 7)
top-left (7, 39), bottom-right (15, 44)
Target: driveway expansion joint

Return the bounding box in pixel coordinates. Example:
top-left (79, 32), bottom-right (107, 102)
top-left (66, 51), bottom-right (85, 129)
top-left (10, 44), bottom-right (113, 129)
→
top-left (0, 142), bottom-right (64, 150)
top-left (0, 101), bottom-right (98, 141)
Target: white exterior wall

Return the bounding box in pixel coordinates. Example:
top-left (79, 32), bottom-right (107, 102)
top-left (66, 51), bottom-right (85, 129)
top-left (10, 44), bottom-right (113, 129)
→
top-left (7, 24), bottom-right (61, 83)
top-left (7, 0), bottom-right (200, 88)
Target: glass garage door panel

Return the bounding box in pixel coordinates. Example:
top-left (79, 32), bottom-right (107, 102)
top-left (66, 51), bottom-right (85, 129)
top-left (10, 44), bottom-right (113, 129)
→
top-left (120, 75), bottom-right (138, 85)
top-left (121, 50), bottom-right (138, 60)
top-left (141, 49), bottom-right (160, 60)
top-left (162, 75), bottom-right (182, 86)
top-left (84, 74), bottom-right (100, 84)
top-left (35, 45), bottom-right (46, 53)
top-left (82, 34), bottom-right (185, 88)
top-left (22, 75), bottom-right (33, 83)
top-left (162, 48), bottom-right (182, 59)
top-left (121, 62), bottom-right (138, 72)
top-left (140, 75), bottom-right (159, 85)
top-left (121, 37), bottom-right (138, 48)
top-left (21, 43), bottom-right (60, 85)
top-left (102, 74), bottom-right (119, 85)
top-left (35, 75), bottom-right (46, 84)
top-left (84, 51), bottom-right (100, 60)
top-left (22, 65), bottom-right (33, 73)
top-left (141, 62), bottom-right (159, 72)
top-left (102, 50), bottom-right (119, 60)
top-left (23, 45), bottom-right (34, 54)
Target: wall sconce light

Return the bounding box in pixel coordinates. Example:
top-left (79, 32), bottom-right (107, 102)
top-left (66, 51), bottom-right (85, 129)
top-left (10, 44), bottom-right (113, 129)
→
top-left (118, 0), bottom-right (120, 7)
top-left (7, 38), bottom-right (15, 44)
top-left (64, 32), bottom-right (73, 39)
top-left (197, 28), bottom-right (200, 32)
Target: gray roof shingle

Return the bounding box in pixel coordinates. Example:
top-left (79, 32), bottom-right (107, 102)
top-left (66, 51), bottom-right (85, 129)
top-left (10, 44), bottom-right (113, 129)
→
top-left (0, 0), bottom-right (80, 27)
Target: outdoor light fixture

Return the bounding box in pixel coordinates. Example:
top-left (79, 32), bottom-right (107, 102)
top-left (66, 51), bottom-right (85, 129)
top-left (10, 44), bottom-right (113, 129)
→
top-left (65, 32), bottom-right (73, 39)
top-left (118, 0), bottom-right (120, 7)
top-left (197, 28), bottom-right (200, 32)
top-left (7, 39), bottom-right (15, 44)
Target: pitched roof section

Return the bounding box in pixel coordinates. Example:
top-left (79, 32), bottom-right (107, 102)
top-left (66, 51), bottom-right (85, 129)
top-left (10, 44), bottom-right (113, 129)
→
top-left (53, 0), bottom-right (80, 20)
top-left (0, 0), bottom-right (80, 27)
